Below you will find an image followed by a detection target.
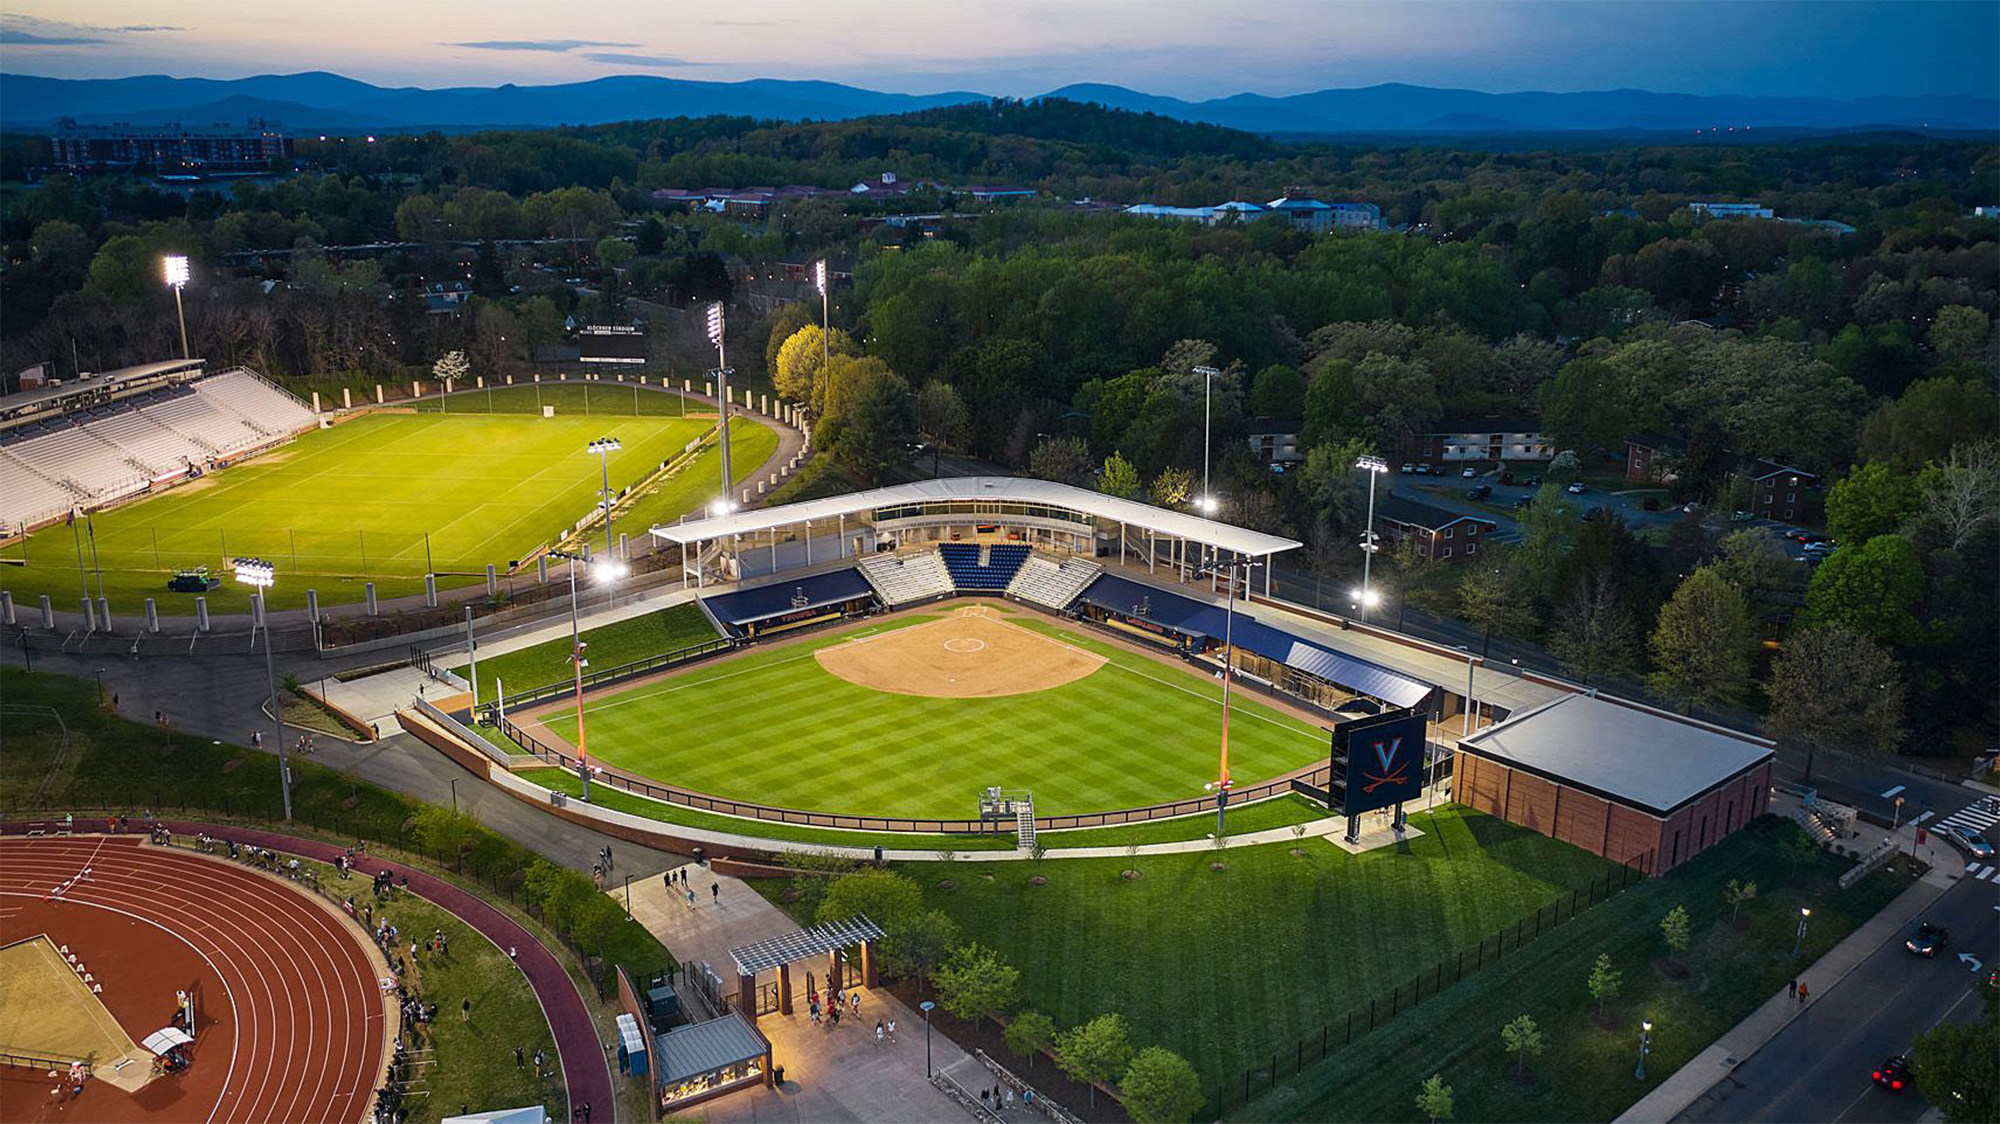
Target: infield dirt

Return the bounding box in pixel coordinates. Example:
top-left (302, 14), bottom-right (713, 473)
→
top-left (812, 604), bottom-right (1106, 698)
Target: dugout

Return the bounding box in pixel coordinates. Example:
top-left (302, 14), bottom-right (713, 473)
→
top-left (1454, 693), bottom-right (1775, 872)
top-left (698, 567), bottom-right (876, 638)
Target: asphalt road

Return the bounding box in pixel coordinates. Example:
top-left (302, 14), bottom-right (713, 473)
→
top-left (1675, 872), bottom-right (1998, 1123)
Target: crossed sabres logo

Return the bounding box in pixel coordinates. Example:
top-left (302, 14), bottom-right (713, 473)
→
top-left (1361, 736), bottom-right (1411, 793)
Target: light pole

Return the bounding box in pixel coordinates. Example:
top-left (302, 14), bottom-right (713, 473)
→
top-left (1793, 907), bottom-right (1810, 959)
top-left (920, 1000), bottom-right (936, 1077)
top-left (1192, 365), bottom-right (1220, 517)
top-left (1355, 455), bottom-right (1389, 621)
top-left (231, 557), bottom-right (291, 821)
top-left (547, 548), bottom-right (612, 801)
top-left (1891, 795), bottom-right (1905, 831)
top-left (1635, 1020), bottom-right (1653, 1081)
top-left (1199, 554), bottom-right (1262, 838)
top-left (706, 302), bottom-right (733, 505)
top-left (163, 255), bottom-right (191, 360)
top-left (587, 437), bottom-right (625, 605)
top-left (815, 259), bottom-right (831, 392)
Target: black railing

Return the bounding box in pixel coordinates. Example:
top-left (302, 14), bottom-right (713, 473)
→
top-left (481, 634), bottom-right (737, 714)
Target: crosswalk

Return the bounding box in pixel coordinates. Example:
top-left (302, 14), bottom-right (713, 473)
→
top-left (1936, 796), bottom-right (2000, 881)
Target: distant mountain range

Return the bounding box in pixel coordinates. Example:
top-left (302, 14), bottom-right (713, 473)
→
top-left (3, 71), bottom-right (1994, 136)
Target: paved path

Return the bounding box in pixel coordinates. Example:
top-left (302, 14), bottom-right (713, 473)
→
top-left (1616, 803), bottom-right (1966, 1124)
top-left (628, 869), bottom-right (977, 1123)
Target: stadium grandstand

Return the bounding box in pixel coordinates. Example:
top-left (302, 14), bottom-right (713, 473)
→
top-left (0, 361), bottom-right (316, 533)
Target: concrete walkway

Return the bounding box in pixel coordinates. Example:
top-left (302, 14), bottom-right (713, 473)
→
top-left (1615, 802), bottom-right (1965, 1124)
top-left (626, 868), bottom-right (977, 1122)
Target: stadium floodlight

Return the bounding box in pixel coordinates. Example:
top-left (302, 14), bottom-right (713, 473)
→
top-left (706, 302), bottom-right (734, 505)
top-left (814, 258), bottom-right (828, 296)
top-left (1196, 494), bottom-right (1220, 515)
top-left (815, 260), bottom-right (832, 394)
top-left (1195, 554), bottom-right (1263, 839)
top-left (163, 255), bottom-right (192, 360)
top-left (1350, 586), bottom-right (1383, 609)
top-left (546, 547), bottom-right (597, 800)
top-left (705, 302), bottom-right (725, 347)
top-left (1193, 364), bottom-right (1221, 517)
top-left (587, 437), bottom-right (623, 579)
top-left (1354, 455), bottom-right (1390, 623)
top-left (707, 498), bottom-right (738, 519)
top-left (231, 557), bottom-right (291, 821)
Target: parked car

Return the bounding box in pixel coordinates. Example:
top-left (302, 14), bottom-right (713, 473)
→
top-left (1513, 496), bottom-right (1534, 509)
top-left (1467, 485), bottom-right (1492, 500)
top-left (1802, 541), bottom-right (1835, 557)
top-left (1461, 466), bottom-right (1478, 478)
top-left (1412, 464), bottom-right (1431, 475)
top-left (1566, 481), bottom-right (1587, 494)
top-left (1872, 1055), bottom-right (1913, 1092)
top-left (1400, 463), bottom-right (1416, 474)
top-left (1798, 533), bottom-right (1831, 545)
top-left (1522, 476), bottom-right (1541, 488)
top-left (1731, 510), bottom-right (1755, 522)
top-left (1499, 471), bottom-right (1515, 485)
top-left (1940, 825), bottom-right (1996, 862)
top-left (1683, 501), bottom-right (1703, 513)
top-left (1905, 921), bottom-right (1950, 957)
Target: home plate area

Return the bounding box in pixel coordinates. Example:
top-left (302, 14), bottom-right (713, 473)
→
top-left (813, 605), bottom-right (1106, 698)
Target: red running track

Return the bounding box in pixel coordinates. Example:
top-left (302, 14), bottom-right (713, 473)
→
top-left (161, 821), bottom-right (617, 1122)
top-left (0, 835), bottom-right (387, 1124)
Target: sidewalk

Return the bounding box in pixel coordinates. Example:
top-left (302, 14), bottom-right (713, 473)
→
top-left (1615, 802), bottom-right (1964, 1123)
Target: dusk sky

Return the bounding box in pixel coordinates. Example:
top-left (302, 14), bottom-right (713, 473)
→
top-left (1, 0), bottom-right (1994, 100)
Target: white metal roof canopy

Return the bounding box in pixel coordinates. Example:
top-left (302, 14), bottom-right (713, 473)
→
top-left (650, 476), bottom-right (1304, 557)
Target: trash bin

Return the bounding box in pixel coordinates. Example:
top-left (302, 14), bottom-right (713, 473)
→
top-left (773, 1064), bottom-right (784, 1084)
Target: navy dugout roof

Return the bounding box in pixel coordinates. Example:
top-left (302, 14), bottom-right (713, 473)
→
top-left (1078, 574), bottom-right (1433, 710)
top-left (701, 568), bottom-right (874, 627)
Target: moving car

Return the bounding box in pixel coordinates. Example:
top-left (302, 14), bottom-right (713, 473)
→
top-left (1905, 921), bottom-right (1950, 957)
top-left (1940, 825), bottom-right (1996, 862)
top-left (1566, 481), bottom-right (1587, 494)
top-left (1872, 1055), bottom-right (1912, 1092)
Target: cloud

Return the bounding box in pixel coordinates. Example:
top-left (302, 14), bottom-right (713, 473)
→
top-left (0, 27), bottom-right (104, 45)
top-left (577, 52), bottom-right (717, 68)
top-left (0, 15), bottom-right (181, 43)
top-left (115, 25), bottom-right (185, 32)
top-left (451, 39), bottom-right (638, 52)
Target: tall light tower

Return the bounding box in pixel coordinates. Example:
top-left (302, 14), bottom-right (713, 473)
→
top-left (546, 548), bottom-right (615, 801)
top-left (231, 557), bottom-right (291, 820)
top-left (587, 437), bottom-right (622, 557)
top-left (1200, 553), bottom-right (1263, 838)
top-left (1192, 365), bottom-right (1220, 516)
top-left (706, 302), bottom-right (733, 506)
top-left (1354, 455), bottom-right (1390, 622)
top-left (163, 255), bottom-right (191, 360)
top-left (814, 259), bottom-right (831, 397)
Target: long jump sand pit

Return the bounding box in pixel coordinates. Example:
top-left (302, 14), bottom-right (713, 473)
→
top-left (815, 604), bottom-right (1106, 697)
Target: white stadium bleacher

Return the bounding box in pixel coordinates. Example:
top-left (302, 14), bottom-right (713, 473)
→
top-left (1005, 553), bottom-right (1102, 611)
top-left (194, 370), bottom-right (315, 438)
top-left (0, 449), bottom-right (80, 529)
top-left (857, 551), bottom-right (955, 606)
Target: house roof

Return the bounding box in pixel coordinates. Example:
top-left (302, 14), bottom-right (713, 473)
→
top-left (1627, 431), bottom-right (1688, 454)
top-left (1426, 416), bottom-right (1544, 436)
top-left (1267, 195), bottom-right (1331, 210)
top-left (650, 476), bottom-right (1304, 556)
top-left (1374, 494), bottom-right (1494, 531)
top-left (1457, 693), bottom-right (1774, 816)
top-left (1749, 460), bottom-right (1816, 483)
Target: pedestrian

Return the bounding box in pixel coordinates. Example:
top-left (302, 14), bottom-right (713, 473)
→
top-left (533, 1048), bottom-right (546, 1078)
top-left (516, 1046), bottom-right (525, 1069)
top-left (663, 871), bottom-right (673, 893)
top-left (887, 1017), bottom-right (896, 1043)
top-left (461, 998), bottom-right (471, 1022)
top-left (1005, 1088), bottom-right (1015, 1110)
top-left (1787, 978), bottom-right (1798, 999)
top-left (981, 1089), bottom-right (990, 1107)
top-left (1024, 1088), bottom-right (1034, 1108)
top-left (581, 1104), bottom-right (591, 1124)
top-left (509, 945), bottom-right (519, 963)
top-left (1797, 981), bottom-right (1809, 1003)
top-left (686, 887), bottom-right (695, 908)
top-left (711, 882), bottom-right (719, 902)
top-left (876, 1020), bottom-right (885, 1046)
top-left (849, 991), bottom-right (859, 1017)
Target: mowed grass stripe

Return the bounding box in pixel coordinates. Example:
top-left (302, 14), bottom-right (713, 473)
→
top-left (564, 612), bottom-right (1331, 818)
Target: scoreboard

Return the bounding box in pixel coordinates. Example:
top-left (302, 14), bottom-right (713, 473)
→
top-left (1329, 707), bottom-right (1428, 817)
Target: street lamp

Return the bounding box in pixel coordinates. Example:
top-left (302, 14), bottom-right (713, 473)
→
top-left (162, 255), bottom-right (191, 360)
top-left (1793, 907), bottom-right (1811, 959)
top-left (587, 437), bottom-right (623, 581)
top-left (1198, 554), bottom-right (1263, 838)
top-left (920, 1000), bottom-right (936, 1077)
top-left (706, 302), bottom-right (733, 506)
top-left (232, 557), bottom-right (291, 821)
top-left (1192, 365), bottom-right (1220, 516)
top-left (1354, 455), bottom-right (1389, 621)
top-left (1635, 1020), bottom-right (1653, 1081)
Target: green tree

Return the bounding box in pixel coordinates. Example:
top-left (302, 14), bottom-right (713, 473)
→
top-left (1500, 1014), bottom-right (1545, 1079)
top-left (880, 909), bottom-right (958, 993)
top-left (1056, 1013), bottom-right (1134, 1105)
top-left (1825, 463), bottom-right (1920, 544)
top-left (1660, 905), bottom-right (1691, 960)
top-left (1249, 364), bottom-right (1305, 418)
top-left (1415, 1074), bottom-right (1456, 1123)
top-left (1540, 358), bottom-right (1630, 452)
top-left (518, 296), bottom-right (563, 365)
top-left (934, 942), bottom-right (1020, 1021)
top-left (1766, 623), bottom-right (1905, 783)
top-left (1648, 566), bottom-right (1754, 712)
top-left (815, 868), bottom-right (922, 928)
top-left (1150, 466), bottom-right (1193, 508)
top-left (1586, 952), bottom-right (1623, 1018)
top-left (914, 380), bottom-right (970, 477)
top-left (823, 367), bottom-right (916, 485)
top-left (1799, 535), bottom-right (1924, 647)
top-left (1860, 379), bottom-right (2000, 472)
top-left (1779, 822), bottom-right (1822, 881)
top-left (1300, 358), bottom-right (1356, 447)
top-left (1003, 1010), bottom-right (1056, 1069)
top-left (1096, 452), bottom-right (1140, 498)
top-left (411, 804), bottom-right (479, 871)
top-left (1120, 1046), bottom-right (1203, 1124)
top-left (594, 237), bottom-right (636, 270)
top-left (1549, 572), bottom-right (1640, 681)
top-left (1723, 879), bottom-right (1758, 923)
top-left (1911, 977), bottom-right (1999, 1124)
top-left (1928, 305), bottom-right (1991, 364)
top-left (1028, 436), bottom-right (1093, 486)
top-left (1459, 549), bottom-right (1532, 657)
top-left (774, 325), bottom-right (858, 409)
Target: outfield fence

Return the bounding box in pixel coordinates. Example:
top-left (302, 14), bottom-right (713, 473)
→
top-left (1213, 848), bottom-right (1654, 1119)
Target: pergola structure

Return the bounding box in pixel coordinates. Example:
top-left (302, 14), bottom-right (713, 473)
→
top-left (728, 915), bottom-right (886, 1020)
top-left (650, 475), bottom-right (1302, 593)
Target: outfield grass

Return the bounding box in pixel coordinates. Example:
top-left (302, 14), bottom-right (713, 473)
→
top-left (544, 610), bottom-right (1333, 819)
top-left (0, 408), bottom-right (772, 613)
top-left (413, 382), bottom-right (699, 417)
top-left (757, 806), bottom-right (1618, 1095)
top-left (451, 602), bottom-right (720, 699)
top-left (1244, 818), bottom-right (1909, 1123)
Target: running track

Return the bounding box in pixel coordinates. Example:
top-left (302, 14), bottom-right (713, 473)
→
top-left (166, 821), bottom-right (617, 1121)
top-left (0, 835), bottom-right (384, 1123)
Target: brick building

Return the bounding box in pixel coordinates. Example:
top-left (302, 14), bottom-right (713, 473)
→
top-left (1747, 461), bottom-right (1819, 524)
top-left (1454, 694), bottom-right (1776, 873)
top-left (1374, 495), bottom-right (1495, 563)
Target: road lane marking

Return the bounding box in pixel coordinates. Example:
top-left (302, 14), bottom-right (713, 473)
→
top-left (1913, 811), bottom-right (1934, 825)
top-left (1880, 785), bottom-right (1905, 798)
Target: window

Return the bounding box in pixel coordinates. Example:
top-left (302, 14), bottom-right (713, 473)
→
top-left (1443, 526), bottom-right (1454, 539)
top-left (1466, 543), bottom-right (1478, 555)
top-left (1467, 523), bottom-right (1480, 536)
top-left (1440, 546), bottom-right (1453, 559)
top-left (1787, 491), bottom-right (1796, 502)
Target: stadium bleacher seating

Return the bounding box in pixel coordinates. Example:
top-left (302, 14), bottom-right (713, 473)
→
top-left (0, 368), bottom-right (316, 531)
top-left (1006, 553), bottom-right (1102, 611)
top-left (858, 551), bottom-right (955, 606)
top-left (938, 542), bottom-right (1030, 590)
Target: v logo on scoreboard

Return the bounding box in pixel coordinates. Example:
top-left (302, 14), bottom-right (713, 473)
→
top-left (1372, 737), bottom-right (1402, 772)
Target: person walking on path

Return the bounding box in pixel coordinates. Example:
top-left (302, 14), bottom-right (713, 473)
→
top-left (711, 882), bottom-right (720, 903)
top-left (848, 991), bottom-right (859, 1018)
top-left (1787, 979), bottom-right (1798, 999)
top-left (1797, 981), bottom-right (1809, 1003)
top-left (686, 887), bottom-right (696, 908)
top-left (533, 1048), bottom-right (545, 1079)
top-left (516, 1047), bottom-right (525, 1068)
top-left (461, 998), bottom-right (471, 1022)
top-left (887, 1018), bottom-right (896, 1043)
top-left (875, 1020), bottom-right (885, 1046)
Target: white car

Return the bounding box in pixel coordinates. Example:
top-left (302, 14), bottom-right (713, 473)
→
top-left (1940, 825), bottom-right (1995, 862)
top-left (1461, 466), bottom-right (1477, 478)
top-left (1400, 463), bottom-right (1416, 474)
top-left (1566, 482), bottom-right (1586, 494)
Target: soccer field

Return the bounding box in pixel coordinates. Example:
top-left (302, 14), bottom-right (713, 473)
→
top-left (529, 606), bottom-right (1334, 819)
top-left (0, 407), bottom-right (775, 613)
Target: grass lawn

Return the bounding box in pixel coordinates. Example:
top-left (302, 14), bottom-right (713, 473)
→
top-left (413, 383), bottom-right (699, 418)
top-left (0, 407), bottom-right (770, 613)
top-left (826, 807), bottom-right (1620, 1096)
top-left (1243, 818), bottom-right (1911, 1123)
top-left (301, 858), bottom-right (567, 1124)
top-left (451, 602), bottom-right (720, 699)
top-left (543, 609), bottom-right (1332, 819)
